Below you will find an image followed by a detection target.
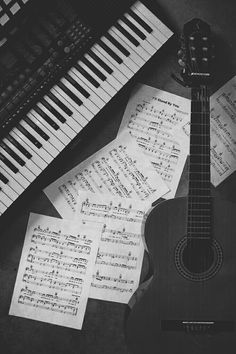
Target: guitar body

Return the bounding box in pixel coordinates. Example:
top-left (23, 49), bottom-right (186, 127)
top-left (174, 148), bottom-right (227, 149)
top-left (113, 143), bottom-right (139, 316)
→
top-left (126, 197), bottom-right (236, 354)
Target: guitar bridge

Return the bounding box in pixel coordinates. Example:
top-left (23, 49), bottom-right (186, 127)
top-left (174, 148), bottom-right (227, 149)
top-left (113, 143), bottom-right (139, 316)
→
top-left (161, 320), bottom-right (234, 334)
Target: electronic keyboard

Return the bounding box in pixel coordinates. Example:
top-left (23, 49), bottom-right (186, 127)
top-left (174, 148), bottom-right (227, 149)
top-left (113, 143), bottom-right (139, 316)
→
top-left (0, 0), bottom-right (173, 216)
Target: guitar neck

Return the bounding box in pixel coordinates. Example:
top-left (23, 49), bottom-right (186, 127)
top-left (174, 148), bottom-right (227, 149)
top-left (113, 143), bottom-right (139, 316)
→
top-left (187, 85), bottom-right (212, 241)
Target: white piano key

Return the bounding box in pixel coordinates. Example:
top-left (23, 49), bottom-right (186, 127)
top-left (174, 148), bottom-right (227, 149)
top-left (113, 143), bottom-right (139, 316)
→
top-left (111, 26), bottom-right (147, 66)
top-left (3, 137), bottom-right (41, 177)
top-left (0, 165), bottom-right (24, 194)
top-left (42, 95), bottom-right (83, 137)
top-left (0, 183), bottom-right (14, 207)
top-left (101, 36), bottom-right (139, 74)
top-left (60, 77), bottom-right (100, 116)
top-left (27, 111), bottom-right (65, 152)
top-left (68, 69), bottom-right (106, 109)
top-left (77, 60), bottom-right (117, 97)
top-left (133, 2), bottom-right (173, 40)
top-left (0, 178), bottom-right (19, 201)
top-left (0, 146), bottom-right (35, 183)
top-left (92, 46), bottom-right (127, 85)
top-left (11, 129), bottom-right (47, 169)
top-left (124, 12), bottom-right (162, 49)
top-left (51, 87), bottom-right (90, 126)
top-left (84, 53), bottom-right (123, 91)
top-left (0, 155), bottom-right (29, 189)
top-left (0, 199), bottom-right (7, 214)
top-left (19, 120), bottom-right (57, 161)
top-left (118, 18), bottom-right (156, 56)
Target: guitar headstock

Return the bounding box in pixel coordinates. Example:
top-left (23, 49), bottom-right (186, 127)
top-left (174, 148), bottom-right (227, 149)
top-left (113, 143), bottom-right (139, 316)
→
top-left (178, 19), bottom-right (213, 87)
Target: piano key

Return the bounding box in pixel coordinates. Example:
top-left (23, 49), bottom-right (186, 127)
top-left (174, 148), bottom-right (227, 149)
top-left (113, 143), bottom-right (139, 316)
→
top-left (74, 61), bottom-right (116, 99)
top-left (60, 77), bottom-right (100, 115)
top-left (41, 98), bottom-right (67, 123)
top-left (115, 22), bottom-right (139, 47)
top-left (74, 63), bottom-right (100, 88)
top-left (41, 95), bottom-right (83, 136)
top-left (34, 105), bottom-right (60, 131)
top-left (6, 135), bottom-right (32, 159)
top-left (0, 171), bottom-right (9, 184)
top-left (133, 2), bottom-right (173, 41)
top-left (118, 19), bottom-right (156, 56)
top-left (128, 8), bottom-right (153, 33)
top-left (19, 120), bottom-right (58, 160)
top-left (92, 45), bottom-right (128, 85)
top-left (51, 87), bottom-right (90, 126)
top-left (53, 85), bottom-right (93, 124)
top-left (98, 39), bottom-right (123, 64)
top-left (11, 129), bottom-right (47, 170)
top-left (0, 151), bottom-right (19, 174)
top-left (0, 152), bottom-right (30, 188)
top-left (81, 57), bottom-right (106, 81)
top-left (24, 116), bottom-right (50, 141)
top-left (69, 68), bottom-right (107, 109)
top-left (3, 137), bottom-right (41, 176)
top-left (57, 81), bottom-right (83, 107)
top-left (113, 24), bottom-right (149, 62)
top-left (17, 123), bottom-right (42, 149)
top-left (0, 141), bottom-right (25, 166)
top-left (0, 146), bottom-right (35, 183)
top-left (0, 179), bottom-right (18, 201)
top-left (47, 91), bottom-right (73, 116)
top-left (0, 165), bottom-right (25, 193)
top-left (0, 185), bottom-right (13, 207)
top-left (101, 35), bottom-right (139, 74)
top-left (87, 49), bottom-right (113, 75)
top-left (109, 27), bottom-right (145, 67)
top-left (0, 200), bottom-right (7, 214)
top-left (64, 73), bottom-right (90, 98)
top-left (105, 33), bottom-right (130, 57)
top-left (124, 13), bottom-right (160, 48)
top-left (84, 53), bottom-right (123, 91)
top-left (121, 15), bottom-right (146, 40)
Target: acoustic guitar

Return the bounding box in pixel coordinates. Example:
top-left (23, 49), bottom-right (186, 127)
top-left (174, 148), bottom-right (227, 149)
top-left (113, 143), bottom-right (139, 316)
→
top-left (125, 19), bottom-right (236, 354)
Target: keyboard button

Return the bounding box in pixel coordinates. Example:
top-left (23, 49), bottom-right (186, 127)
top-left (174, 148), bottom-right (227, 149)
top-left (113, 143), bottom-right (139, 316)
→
top-left (115, 22), bottom-right (139, 47)
top-left (17, 123), bottom-right (42, 149)
top-left (87, 49), bottom-right (113, 74)
top-left (65, 73), bottom-right (90, 97)
top-left (6, 135), bottom-right (32, 159)
top-left (98, 39), bottom-right (123, 64)
top-left (74, 63), bottom-right (100, 88)
top-left (0, 151), bottom-right (19, 174)
top-left (0, 171), bottom-right (9, 184)
top-left (105, 33), bottom-right (130, 57)
top-left (41, 98), bottom-right (67, 123)
top-left (24, 116), bottom-right (50, 141)
top-left (128, 8), bottom-right (153, 33)
top-left (121, 15), bottom-right (146, 40)
top-left (47, 91), bottom-right (73, 116)
top-left (0, 141), bottom-right (25, 166)
top-left (34, 105), bottom-right (60, 130)
top-left (57, 81), bottom-right (83, 107)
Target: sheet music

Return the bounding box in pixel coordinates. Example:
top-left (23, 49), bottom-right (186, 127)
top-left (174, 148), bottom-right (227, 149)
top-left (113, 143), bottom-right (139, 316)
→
top-left (118, 84), bottom-right (191, 198)
top-left (9, 213), bottom-right (101, 330)
top-left (75, 191), bottom-right (148, 303)
top-left (44, 131), bottom-right (169, 219)
top-left (210, 76), bottom-right (236, 185)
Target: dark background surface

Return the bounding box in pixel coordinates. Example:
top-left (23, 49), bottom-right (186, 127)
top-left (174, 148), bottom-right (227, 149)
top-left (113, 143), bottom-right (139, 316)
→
top-left (1, 0), bottom-right (236, 353)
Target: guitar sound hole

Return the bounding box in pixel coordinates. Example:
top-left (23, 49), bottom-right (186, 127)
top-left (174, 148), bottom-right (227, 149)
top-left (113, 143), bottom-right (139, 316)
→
top-left (175, 237), bottom-right (223, 281)
top-left (182, 242), bottom-right (214, 274)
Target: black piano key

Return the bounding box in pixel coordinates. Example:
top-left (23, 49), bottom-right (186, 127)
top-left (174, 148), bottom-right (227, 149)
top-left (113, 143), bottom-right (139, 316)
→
top-left (47, 92), bottom-right (73, 116)
top-left (115, 23), bottom-right (139, 47)
top-left (74, 64), bottom-right (100, 88)
top-left (81, 58), bottom-right (106, 81)
top-left (0, 142), bottom-right (25, 166)
top-left (65, 73), bottom-right (90, 98)
top-left (7, 135), bottom-right (32, 159)
top-left (34, 106), bottom-right (59, 131)
top-left (121, 16), bottom-right (146, 40)
top-left (24, 116), bottom-right (50, 141)
top-left (98, 39), bottom-right (123, 64)
top-left (105, 33), bottom-right (130, 57)
top-left (88, 49), bottom-right (113, 74)
top-left (0, 152), bottom-right (19, 174)
top-left (128, 9), bottom-right (153, 33)
top-left (57, 81), bottom-right (83, 106)
top-left (17, 124), bottom-right (42, 149)
top-left (41, 98), bottom-right (66, 123)
top-left (0, 171), bottom-right (9, 184)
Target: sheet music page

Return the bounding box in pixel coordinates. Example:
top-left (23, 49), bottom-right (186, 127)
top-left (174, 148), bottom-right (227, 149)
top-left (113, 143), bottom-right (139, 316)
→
top-left (210, 76), bottom-right (236, 185)
top-left (75, 191), bottom-right (149, 303)
top-left (44, 131), bottom-right (169, 219)
top-left (118, 84), bottom-right (191, 198)
top-left (9, 213), bottom-right (101, 330)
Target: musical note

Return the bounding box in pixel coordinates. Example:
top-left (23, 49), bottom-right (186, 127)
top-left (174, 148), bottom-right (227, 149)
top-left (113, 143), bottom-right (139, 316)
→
top-left (75, 191), bottom-right (148, 304)
top-left (9, 213), bottom-right (101, 330)
top-left (44, 131), bottom-right (169, 219)
top-left (118, 84), bottom-right (190, 198)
